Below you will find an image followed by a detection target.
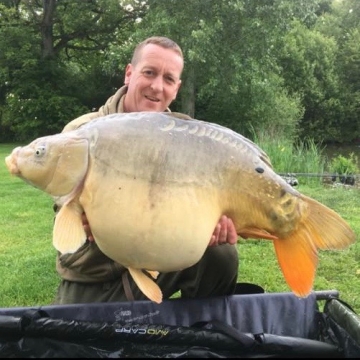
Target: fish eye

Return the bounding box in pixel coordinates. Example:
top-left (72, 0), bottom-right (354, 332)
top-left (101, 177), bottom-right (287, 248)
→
top-left (35, 146), bottom-right (46, 157)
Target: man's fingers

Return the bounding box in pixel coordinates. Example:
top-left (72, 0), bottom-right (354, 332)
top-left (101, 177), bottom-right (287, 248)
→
top-left (209, 234), bottom-right (217, 247)
top-left (81, 212), bottom-right (88, 224)
top-left (209, 222), bottom-right (221, 246)
top-left (84, 224), bottom-right (94, 242)
top-left (82, 212), bottom-right (95, 242)
top-left (227, 218), bottom-right (238, 245)
top-left (218, 216), bottom-right (228, 243)
top-left (209, 216), bottom-right (239, 247)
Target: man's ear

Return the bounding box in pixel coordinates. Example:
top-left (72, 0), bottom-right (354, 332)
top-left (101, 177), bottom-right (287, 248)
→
top-left (124, 63), bottom-right (132, 85)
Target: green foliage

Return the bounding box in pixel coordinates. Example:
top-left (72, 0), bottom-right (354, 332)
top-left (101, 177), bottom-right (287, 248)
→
top-left (0, 0), bottom-right (143, 141)
top-left (0, 0), bottom-right (359, 144)
top-left (278, 19), bottom-right (345, 143)
top-left (314, 0), bottom-right (360, 142)
top-left (329, 153), bottom-right (359, 175)
top-left (1, 59), bottom-right (90, 141)
top-left (3, 92), bottom-right (88, 141)
top-left (253, 129), bottom-right (327, 185)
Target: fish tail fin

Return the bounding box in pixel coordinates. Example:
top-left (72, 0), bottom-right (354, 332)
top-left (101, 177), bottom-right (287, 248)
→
top-left (274, 194), bottom-right (355, 297)
top-left (53, 201), bottom-right (87, 254)
top-left (128, 267), bottom-right (163, 304)
top-left (300, 194), bottom-right (356, 250)
top-left (273, 231), bottom-right (317, 297)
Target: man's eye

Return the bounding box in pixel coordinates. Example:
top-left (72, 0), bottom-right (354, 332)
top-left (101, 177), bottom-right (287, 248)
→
top-left (143, 70), bottom-right (154, 77)
top-left (165, 76), bottom-right (175, 84)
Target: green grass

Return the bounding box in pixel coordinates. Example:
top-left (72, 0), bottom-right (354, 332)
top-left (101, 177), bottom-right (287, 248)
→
top-left (1, 144), bottom-right (58, 307)
top-left (1, 143), bottom-right (359, 313)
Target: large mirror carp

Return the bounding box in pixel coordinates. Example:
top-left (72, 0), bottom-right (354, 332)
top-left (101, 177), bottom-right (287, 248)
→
top-left (5, 112), bottom-right (356, 303)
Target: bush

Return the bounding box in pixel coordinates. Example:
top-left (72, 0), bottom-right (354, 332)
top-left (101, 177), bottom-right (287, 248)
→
top-left (329, 153), bottom-right (359, 175)
top-left (329, 153), bottom-right (359, 185)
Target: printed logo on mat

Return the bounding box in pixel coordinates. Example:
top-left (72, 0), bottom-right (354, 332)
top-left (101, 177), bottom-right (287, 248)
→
top-left (114, 308), bottom-right (160, 323)
top-left (115, 324), bottom-right (169, 336)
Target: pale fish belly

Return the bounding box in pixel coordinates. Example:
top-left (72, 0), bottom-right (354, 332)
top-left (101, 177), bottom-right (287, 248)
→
top-left (80, 175), bottom-right (222, 272)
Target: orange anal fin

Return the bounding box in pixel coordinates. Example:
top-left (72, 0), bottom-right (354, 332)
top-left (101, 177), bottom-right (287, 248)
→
top-left (238, 227), bottom-right (278, 240)
top-left (273, 235), bottom-right (318, 297)
top-left (128, 267), bottom-right (163, 304)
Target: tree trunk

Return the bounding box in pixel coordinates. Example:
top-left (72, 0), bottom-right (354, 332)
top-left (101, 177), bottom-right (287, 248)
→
top-left (181, 65), bottom-right (196, 117)
top-left (41, 0), bottom-right (57, 58)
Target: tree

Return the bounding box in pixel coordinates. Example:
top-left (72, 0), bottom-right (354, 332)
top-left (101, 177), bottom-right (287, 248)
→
top-left (1, 0), bottom-right (358, 144)
top-left (109, 0), bottom-right (328, 139)
top-left (277, 19), bottom-right (343, 143)
top-left (0, 0), bottom-right (146, 141)
top-left (314, 0), bottom-right (360, 142)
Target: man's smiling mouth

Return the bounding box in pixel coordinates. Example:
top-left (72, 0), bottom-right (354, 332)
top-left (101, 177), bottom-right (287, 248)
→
top-left (145, 95), bottom-right (159, 102)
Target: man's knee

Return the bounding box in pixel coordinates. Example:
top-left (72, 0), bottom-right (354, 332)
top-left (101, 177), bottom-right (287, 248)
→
top-left (200, 244), bottom-right (239, 295)
top-left (203, 244), bottom-right (239, 274)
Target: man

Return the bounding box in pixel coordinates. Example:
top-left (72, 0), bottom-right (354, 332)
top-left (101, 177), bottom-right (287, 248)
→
top-left (54, 36), bottom-right (239, 304)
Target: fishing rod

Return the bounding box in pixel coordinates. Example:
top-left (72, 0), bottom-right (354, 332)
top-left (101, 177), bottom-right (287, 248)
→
top-left (277, 173), bottom-right (360, 178)
top-left (277, 172), bottom-right (359, 187)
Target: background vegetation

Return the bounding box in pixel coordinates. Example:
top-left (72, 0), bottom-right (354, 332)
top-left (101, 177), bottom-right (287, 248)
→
top-left (0, 0), bottom-right (360, 147)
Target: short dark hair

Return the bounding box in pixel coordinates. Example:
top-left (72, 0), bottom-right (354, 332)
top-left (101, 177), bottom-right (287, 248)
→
top-left (131, 36), bottom-right (184, 65)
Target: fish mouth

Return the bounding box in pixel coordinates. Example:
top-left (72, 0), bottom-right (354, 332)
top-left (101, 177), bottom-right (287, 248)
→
top-left (5, 147), bottom-right (20, 175)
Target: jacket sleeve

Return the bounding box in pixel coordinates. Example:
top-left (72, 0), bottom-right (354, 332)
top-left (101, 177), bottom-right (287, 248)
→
top-left (61, 86), bottom-right (128, 133)
top-left (61, 111), bottom-right (100, 133)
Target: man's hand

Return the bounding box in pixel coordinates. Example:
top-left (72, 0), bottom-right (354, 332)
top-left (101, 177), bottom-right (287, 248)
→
top-left (209, 215), bottom-right (238, 246)
top-left (82, 212), bottom-right (95, 242)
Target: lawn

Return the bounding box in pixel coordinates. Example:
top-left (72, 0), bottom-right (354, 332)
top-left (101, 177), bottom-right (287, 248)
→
top-left (1, 143), bottom-right (359, 313)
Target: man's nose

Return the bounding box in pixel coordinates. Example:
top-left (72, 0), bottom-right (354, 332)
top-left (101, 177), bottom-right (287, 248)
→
top-left (150, 76), bottom-right (164, 92)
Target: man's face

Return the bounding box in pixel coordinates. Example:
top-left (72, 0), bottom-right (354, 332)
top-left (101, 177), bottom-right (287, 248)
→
top-left (123, 44), bottom-right (183, 112)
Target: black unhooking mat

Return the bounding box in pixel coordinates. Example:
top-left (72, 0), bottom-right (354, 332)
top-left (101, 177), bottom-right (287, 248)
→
top-left (0, 289), bottom-right (359, 358)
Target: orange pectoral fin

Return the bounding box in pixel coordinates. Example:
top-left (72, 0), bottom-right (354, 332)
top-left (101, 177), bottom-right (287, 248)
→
top-left (273, 234), bottom-right (318, 298)
top-left (238, 227), bottom-right (278, 241)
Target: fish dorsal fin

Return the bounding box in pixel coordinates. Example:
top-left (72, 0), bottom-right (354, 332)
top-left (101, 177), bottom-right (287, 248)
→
top-left (239, 227), bottom-right (278, 240)
top-left (53, 201), bottom-right (86, 254)
top-left (146, 270), bottom-right (159, 279)
top-left (128, 267), bottom-right (163, 304)
top-left (273, 234), bottom-right (317, 297)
